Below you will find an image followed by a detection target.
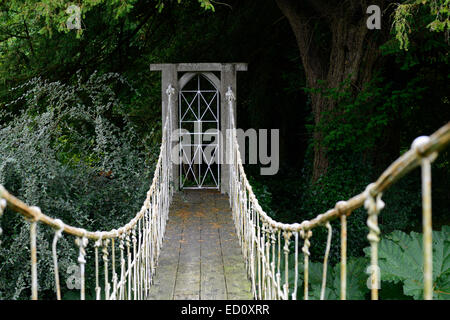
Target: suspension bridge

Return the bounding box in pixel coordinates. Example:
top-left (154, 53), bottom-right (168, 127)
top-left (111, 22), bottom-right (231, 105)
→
top-left (0, 63), bottom-right (449, 300)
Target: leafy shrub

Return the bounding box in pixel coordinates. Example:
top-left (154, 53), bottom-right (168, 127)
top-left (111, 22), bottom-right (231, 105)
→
top-left (0, 72), bottom-right (157, 299)
top-left (367, 226), bottom-right (450, 300)
top-left (247, 173), bottom-right (275, 218)
top-left (280, 228), bottom-right (450, 300)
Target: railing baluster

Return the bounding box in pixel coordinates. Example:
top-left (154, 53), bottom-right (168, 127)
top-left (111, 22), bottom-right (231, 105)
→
top-left (132, 226), bottom-right (137, 300)
top-left (271, 228), bottom-right (277, 299)
top-left (30, 211), bottom-right (39, 300)
top-left (412, 136), bottom-right (436, 300)
top-left (103, 238), bottom-right (110, 300)
top-left (94, 235), bottom-right (102, 299)
top-left (283, 231), bottom-right (291, 300)
top-left (340, 214), bottom-right (347, 300)
top-left (52, 219), bottom-right (64, 300)
top-left (334, 201), bottom-right (349, 301)
top-left (0, 197), bottom-right (6, 247)
top-left (250, 203), bottom-right (257, 298)
top-left (29, 207), bottom-right (43, 300)
top-left (75, 233), bottom-right (88, 300)
top-left (276, 230), bottom-right (281, 298)
top-left (320, 222), bottom-right (332, 300)
top-left (111, 234), bottom-right (118, 300)
top-left (300, 229), bottom-right (312, 300)
top-left (292, 232), bottom-right (299, 300)
top-left (257, 212), bottom-right (262, 300)
top-left (126, 231), bottom-right (131, 300)
top-left (119, 232), bottom-right (126, 299)
top-left (364, 184), bottom-right (384, 300)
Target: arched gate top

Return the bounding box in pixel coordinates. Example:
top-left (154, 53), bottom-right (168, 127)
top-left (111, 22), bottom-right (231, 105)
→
top-left (178, 72), bottom-right (220, 90)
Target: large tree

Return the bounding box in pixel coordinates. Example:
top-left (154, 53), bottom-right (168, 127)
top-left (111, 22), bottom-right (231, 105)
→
top-left (275, 0), bottom-right (390, 181)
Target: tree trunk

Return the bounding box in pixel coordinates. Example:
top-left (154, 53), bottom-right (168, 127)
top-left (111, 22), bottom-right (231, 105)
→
top-left (275, 0), bottom-right (386, 182)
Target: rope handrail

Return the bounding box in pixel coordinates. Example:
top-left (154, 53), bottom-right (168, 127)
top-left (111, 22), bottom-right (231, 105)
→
top-left (0, 128), bottom-right (169, 241)
top-left (0, 85), bottom-right (176, 300)
top-left (235, 121), bottom-right (449, 233)
top-left (0, 122), bottom-right (167, 240)
top-left (226, 86), bottom-right (449, 300)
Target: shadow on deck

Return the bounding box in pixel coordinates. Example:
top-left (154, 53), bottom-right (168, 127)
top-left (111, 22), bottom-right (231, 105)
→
top-left (147, 190), bottom-right (253, 300)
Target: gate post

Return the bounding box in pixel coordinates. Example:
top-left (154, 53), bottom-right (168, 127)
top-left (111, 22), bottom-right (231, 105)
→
top-left (220, 64), bottom-right (237, 195)
top-left (151, 63), bottom-right (247, 193)
top-left (150, 64), bottom-right (179, 191)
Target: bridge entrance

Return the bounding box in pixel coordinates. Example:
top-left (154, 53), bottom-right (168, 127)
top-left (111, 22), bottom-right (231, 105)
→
top-left (150, 63), bottom-right (247, 192)
top-left (179, 73), bottom-right (220, 189)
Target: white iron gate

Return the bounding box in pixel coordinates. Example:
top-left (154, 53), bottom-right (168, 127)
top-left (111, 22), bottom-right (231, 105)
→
top-left (179, 73), bottom-right (220, 189)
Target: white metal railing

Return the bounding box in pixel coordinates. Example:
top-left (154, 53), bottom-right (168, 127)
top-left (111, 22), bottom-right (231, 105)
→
top-left (226, 87), bottom-right (450, 300)
top-left (0, 86), bottom-right (176, 300)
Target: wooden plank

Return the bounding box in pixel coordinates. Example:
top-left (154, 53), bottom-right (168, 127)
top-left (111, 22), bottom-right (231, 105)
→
top-left (148, 190), bottom-right (252, 300)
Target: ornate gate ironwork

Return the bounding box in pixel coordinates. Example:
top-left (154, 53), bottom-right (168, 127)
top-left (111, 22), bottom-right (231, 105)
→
top-left (179, 73), bottom-right (220, 189)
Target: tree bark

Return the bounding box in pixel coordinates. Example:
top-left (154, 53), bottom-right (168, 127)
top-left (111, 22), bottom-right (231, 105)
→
top-left (276, 0), bottom-right (387, 182)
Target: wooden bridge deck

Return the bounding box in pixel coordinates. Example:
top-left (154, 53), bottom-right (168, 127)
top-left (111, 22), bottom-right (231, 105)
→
top-left (147, 190), bottom-right (253, 300)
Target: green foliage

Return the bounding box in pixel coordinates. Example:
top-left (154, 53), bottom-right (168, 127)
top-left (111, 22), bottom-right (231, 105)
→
top-left (156, 0), bottom-right (214, 13)
top-left (307, 258), bottom-right (369, 300)
top-left (279, 252), bottom-right (370, 300)
top-left (279, 228), bottom-right (450, 300)
top-left (393, 0), bottom-right (449, 50)
top-left (297, 160), bottom-right (372, 262)
top-left (247, 174), bottom-right (274, 218)
top-left (0, 72), bottom-right (157, 299)
top-left (310, 74), bottom-right (426, 155)
top-left (0, 0), bottom-right (213, 37)
top-left (294, 48), bottom-right (448, 258)
top-left (366, 226), bottom-right (450, 299)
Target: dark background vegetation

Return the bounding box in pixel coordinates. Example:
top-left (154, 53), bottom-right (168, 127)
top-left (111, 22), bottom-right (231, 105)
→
top-left (0, 0), bottom-right (448, 299)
